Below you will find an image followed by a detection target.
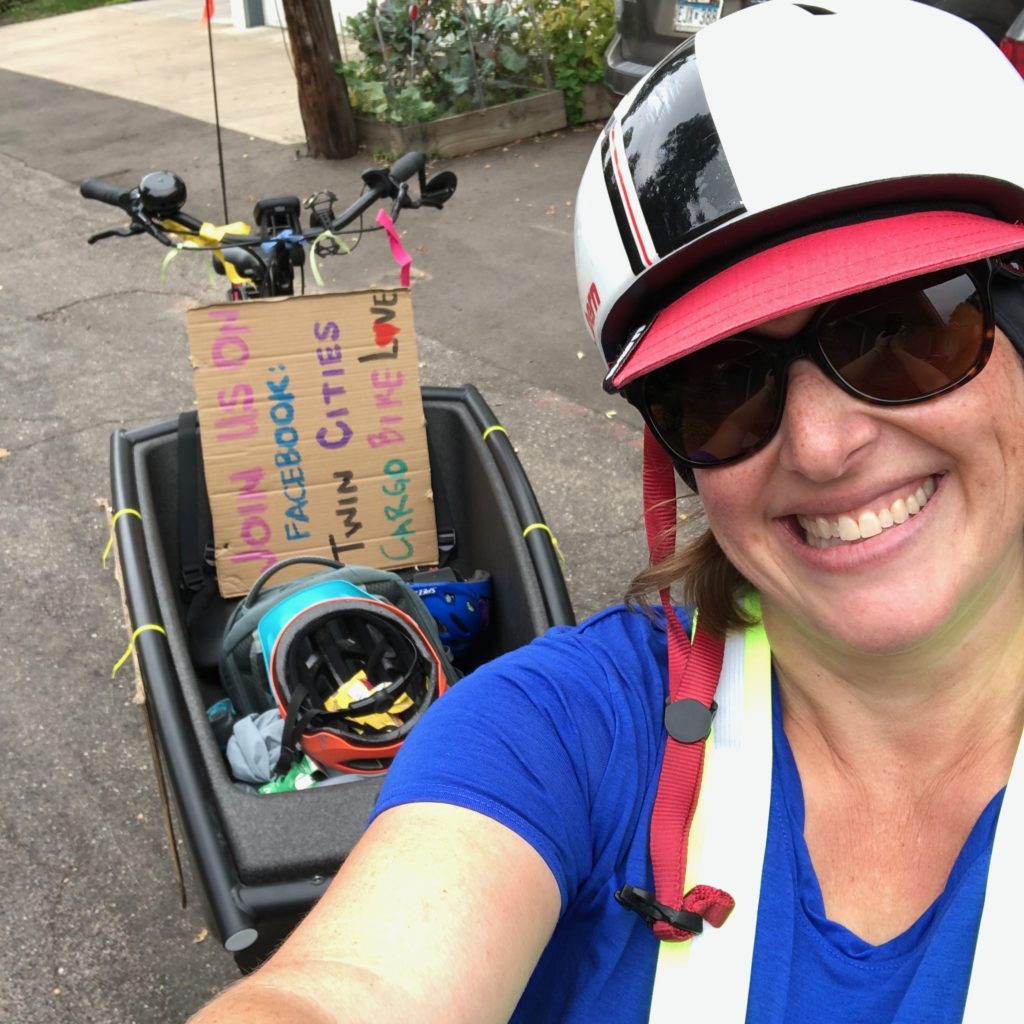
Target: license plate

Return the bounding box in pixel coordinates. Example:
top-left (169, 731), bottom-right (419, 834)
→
top-left (674, 0), bottom-right (723, 32)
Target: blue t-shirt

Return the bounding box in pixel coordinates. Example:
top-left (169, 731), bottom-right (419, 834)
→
top-left (371, 606), bottom-right (1001, 1022)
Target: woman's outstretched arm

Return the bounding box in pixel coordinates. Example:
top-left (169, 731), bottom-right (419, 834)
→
top-left (188, 801), bottom-right (562, 1024)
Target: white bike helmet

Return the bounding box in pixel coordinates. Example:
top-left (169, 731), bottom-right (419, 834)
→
top-left (575, 0), bottom-right (1024, 395)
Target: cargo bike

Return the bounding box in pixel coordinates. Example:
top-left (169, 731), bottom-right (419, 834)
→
top-left (87, 154), bottom-right (575, 969)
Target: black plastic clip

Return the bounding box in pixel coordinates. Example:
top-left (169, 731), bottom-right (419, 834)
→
top-left (179, 562), bottom-right (206, 596)
top-left (180, 542), bottom-right (216, 598)
top-left (614, 885), bottom-right (704, 934)
top-left (437, 525), bottom-right (457, 561)
top-left (664, 698), bottom-right (717, 744)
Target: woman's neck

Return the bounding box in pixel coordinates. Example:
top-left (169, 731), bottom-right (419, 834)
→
top-left (761, 564), bottom-right (1024, 771)
top-left (759, 569), bottom-right (1024, 942)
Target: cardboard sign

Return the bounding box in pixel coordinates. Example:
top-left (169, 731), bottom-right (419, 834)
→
top-left (186, 289), bottom-right (437, 597)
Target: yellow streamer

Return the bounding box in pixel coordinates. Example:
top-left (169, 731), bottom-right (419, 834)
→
top-left (309, 229), bottom-right (350, 286)
top-left (102, 507), bottom-right (142, 567)
top-left (158, 218), bottom-right (255, 286)
top-left (162, 219), bottom-right (252, 245)
top-left (522, 522), bottom-right (566, 564)
top-left (160, 248), bottom-right (179, 285)
top-left (482, 424), bottom-right (508, 441)
top-left (112, 624), bottom-right (167, 678)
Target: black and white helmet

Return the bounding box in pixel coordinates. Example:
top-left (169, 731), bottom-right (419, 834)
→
top-left (575, 0), bottom-right (1024, 392)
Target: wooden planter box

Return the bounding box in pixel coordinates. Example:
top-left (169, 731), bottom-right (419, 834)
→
top-left (356, 89), bottom-right (567, 158)
top-left (579, 82), bottom-right (614, 124)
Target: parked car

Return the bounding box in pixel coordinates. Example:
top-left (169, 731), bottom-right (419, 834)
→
top-left (604, 0), bottom-right (741, 99)
top-left (604, 0), bottom-right (1023, 99)
top-left (1000, 6), bottom-right (1024, 75)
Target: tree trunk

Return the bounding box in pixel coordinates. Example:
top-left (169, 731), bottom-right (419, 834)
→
top-left (280, 0), bottom-right (358, 159)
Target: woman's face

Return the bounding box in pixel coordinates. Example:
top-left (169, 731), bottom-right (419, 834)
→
top-left (694, 306), bottom-right (1024, 656)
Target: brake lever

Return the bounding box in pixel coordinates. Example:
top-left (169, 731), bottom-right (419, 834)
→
top-left (394, 182), bottom-right (412, 210)
top-left (86, 223), bottom-right (147, 245)
top-left (137, 212), bottom-right (178, 247)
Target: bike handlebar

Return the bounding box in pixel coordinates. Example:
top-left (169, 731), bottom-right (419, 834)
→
top-left (80, 178), bottom-right (134, 209)
top-left (80, 150), bottom-right (452, 251)
top-left (387, 150), bottom-right (426, 186)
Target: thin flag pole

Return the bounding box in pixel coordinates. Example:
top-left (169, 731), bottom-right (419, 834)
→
top-left (203, 0), bottom-right (230, 223)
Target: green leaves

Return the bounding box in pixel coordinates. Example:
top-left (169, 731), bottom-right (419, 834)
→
top-left (340, 0), bottom-right (615, 125)
top-left (499, 43), bottom-right (529, 73)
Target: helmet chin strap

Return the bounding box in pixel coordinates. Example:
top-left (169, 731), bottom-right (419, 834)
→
top-left (643, 428), bottom-right (693, 670)
top-left (640, 428), bottom-right (733, 940)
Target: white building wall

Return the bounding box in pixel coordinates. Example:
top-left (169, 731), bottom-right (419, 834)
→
top-left (230, 0), bottom-right (366, 31)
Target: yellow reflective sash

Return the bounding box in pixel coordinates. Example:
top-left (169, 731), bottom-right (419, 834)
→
top-left (649, 602), bottom-right (773, 1021)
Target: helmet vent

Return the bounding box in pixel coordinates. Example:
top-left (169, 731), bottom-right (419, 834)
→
top-left (794, 4), bottom-right (835, 14)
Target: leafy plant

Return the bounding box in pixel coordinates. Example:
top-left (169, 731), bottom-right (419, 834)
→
top-left (523, 0), bottom-right (615, 124)
top-left (341, 59), bottom-right (442, 124)
top-left (340, 0), bottom-right (615, 126)
top-left (342, 0), bottom-right (540, 125)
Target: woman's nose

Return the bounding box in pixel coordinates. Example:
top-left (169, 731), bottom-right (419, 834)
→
top-left (775, 359), bottom-right (879, 481)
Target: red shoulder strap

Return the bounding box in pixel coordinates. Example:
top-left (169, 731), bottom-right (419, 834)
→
top-left (615, 430), bottom-right (733, 941)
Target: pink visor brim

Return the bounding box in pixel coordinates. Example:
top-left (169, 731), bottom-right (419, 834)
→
top-left (611, 210), bottom-right (1024, 390)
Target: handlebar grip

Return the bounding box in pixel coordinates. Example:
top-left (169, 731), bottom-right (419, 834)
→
top-left (80, 178), bottom-right (133, 209)
top-left (388, 151), bottom-right (426, 186)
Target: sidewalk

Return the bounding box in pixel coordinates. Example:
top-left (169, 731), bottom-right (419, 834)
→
top-left (0, 0), bottom-right (309, 143)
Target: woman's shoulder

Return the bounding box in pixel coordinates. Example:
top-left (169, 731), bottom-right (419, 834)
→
top-left (438, 601), bottom-right (688, 732)
top-left (519, 601), bottom-right (688, 665)
top-left (464, 602), bottom-right (681, 696)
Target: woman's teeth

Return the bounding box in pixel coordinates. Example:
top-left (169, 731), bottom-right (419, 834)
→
top-left (797, 477), bottom-right (937, 549)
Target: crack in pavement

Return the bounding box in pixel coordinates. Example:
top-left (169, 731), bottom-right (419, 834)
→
top-left (35, 288), bottom-right (193, 322)
top-left (2, 420), bottom-right (128, 454)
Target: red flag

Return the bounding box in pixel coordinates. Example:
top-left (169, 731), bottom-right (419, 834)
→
top-left (201, 0), bottom-right (215, 23)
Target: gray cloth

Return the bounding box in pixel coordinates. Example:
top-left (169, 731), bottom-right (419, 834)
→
top-left (225, 710), bottom-right (285, 785)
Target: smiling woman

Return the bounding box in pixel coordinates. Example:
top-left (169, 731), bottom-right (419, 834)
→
top-left (189, 3), bottom-right (1024, 1023)
top-left (580, 0), bottom-right (1024, 984)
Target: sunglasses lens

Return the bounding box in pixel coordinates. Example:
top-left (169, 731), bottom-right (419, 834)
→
top-left (818, 271), bottom-right (990, 401)
top-left (643, 338), bottom-right (780, 464)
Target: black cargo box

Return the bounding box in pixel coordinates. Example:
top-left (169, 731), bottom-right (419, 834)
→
top-left (109, 385), bottom-right (574, 968)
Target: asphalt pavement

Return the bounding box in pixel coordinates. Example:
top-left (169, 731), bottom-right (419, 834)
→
top-left (0, 5), bottom-right (677, 1021)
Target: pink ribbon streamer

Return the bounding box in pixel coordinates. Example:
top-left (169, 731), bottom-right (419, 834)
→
top-left (376, 208), bottom-right (412, 288)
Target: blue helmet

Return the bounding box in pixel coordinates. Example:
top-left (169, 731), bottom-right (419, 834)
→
top-left (409, 569), bottom-right (492, 659)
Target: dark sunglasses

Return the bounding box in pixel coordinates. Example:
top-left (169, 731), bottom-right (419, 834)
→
top-left (630, 261), bottom-right (996, 469)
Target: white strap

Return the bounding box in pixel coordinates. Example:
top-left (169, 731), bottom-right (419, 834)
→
top-left (648, 611), bottom-right (774, 1021)
top-left (961, 726), bottom-right (1024, 1021)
